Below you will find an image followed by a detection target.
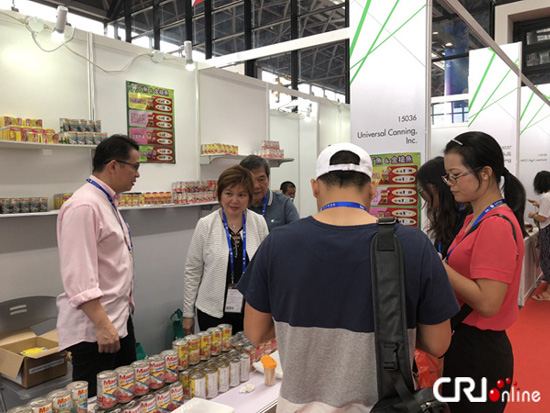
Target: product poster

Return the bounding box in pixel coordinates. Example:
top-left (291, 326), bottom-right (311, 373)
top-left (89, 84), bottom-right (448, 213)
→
top-left (370, 152), bottom-right (421, 228)
top-left (126, 81), bottom-right (175, 163)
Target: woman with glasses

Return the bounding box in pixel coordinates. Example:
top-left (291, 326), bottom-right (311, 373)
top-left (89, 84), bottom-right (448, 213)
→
top-left (441, 131), bottom-right (526, 413)
top-left (527, 171), bottom-right (550, 300)
top-left (417, 156), bottom-right (471, 258)
top-left (182, 165), bottom-right (269, 336)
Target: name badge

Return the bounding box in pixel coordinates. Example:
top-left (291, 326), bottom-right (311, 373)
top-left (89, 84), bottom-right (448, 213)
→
top-left (225, 286), bottom-right (244, 313)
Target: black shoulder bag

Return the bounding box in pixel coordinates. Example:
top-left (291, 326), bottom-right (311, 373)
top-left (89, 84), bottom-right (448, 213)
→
top-left (370, 217), bottom-right (450, 413)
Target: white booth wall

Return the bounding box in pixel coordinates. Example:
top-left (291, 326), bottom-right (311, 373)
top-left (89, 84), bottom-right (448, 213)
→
top-left (0, 10), bottom-right (346, 354)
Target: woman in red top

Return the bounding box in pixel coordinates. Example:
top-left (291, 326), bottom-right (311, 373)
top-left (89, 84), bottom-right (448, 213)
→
top-left (441, 131), bottom-right (526, 413)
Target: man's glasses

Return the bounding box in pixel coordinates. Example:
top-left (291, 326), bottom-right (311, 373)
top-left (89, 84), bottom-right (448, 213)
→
top-left (113, 159), bottom-right (140, 171)
top-left (441, 168), bottom-right (480, 185)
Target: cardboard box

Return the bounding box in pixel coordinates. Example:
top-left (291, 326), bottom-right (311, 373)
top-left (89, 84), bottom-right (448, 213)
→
top-left (0, 329), bottom-right (67, 388)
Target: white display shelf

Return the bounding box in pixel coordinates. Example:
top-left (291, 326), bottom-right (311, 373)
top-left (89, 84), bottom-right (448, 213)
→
top-left (0, 202), bottom-right (219, 218)
top-left (200, 154), bottom-right (294, 167)
top-left (0, 140), bottom-right (97, 150)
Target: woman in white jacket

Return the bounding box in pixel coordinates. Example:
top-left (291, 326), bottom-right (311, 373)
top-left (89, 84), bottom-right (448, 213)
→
top-left (182, 165), bottom-right (269, 334)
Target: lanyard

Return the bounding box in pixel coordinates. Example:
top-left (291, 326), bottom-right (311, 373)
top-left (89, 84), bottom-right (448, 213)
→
top-left (222, 209), bottom-right (247, 283)
top-left (86, 179), bottom-right (133, 252)
top-left (320, 201), bottom-right (367, 212)
top-left (261, 195), bottom-right (268, 217)
top-left (446, 199), bottom-right (505, 263)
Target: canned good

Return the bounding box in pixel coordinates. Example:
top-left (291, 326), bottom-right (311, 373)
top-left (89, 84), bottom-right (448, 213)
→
top-left (11, 198), bottom-right (21, 214)
top-left (147, 354), bottom-right (166, 389)
top-left (186, 334), bottom-right (200, 365)
top-left (115, 365), bottom-right (135, 403)
top-left (239, 353), bottom-right (251, 382)
top-left (217, 324), bottom-right (232, 352)
top-left (29, 397), bottom-right (53, 413)
top-left (217, 359), bottom-right (230, 393)
top-left (131, 359), bottom-right (150, 396)
top-left (106, 409), bottom-right (121, 413)
top-left (172, 338), bottom-right (189, 369)
top-left (1, 198), bottom-right (11, 214)
top-left (47, 389), bottom-right (72, 413)
top-left (30, 197), bottom-right (40, 213)
top-left (179, 368), bottom-right (191, 400)
top-left (190, 371), bottom-right (206, 399)
top-left (207, 327), bottom-right (222, 356)
top-left (255, 343), bottom-right (265, 362)
top-left (229, 358), bottom-right (240, 388)
top-left (7, 408), bottom-right (32, 413)
top-left (97, 370), bottom-right (118, 409)
top-left (139, 394), bottom-right (157, 413)
top-left (168, 381), bottom-right (184, 409)
top-left (66, 380), bottom-right (88, 413)
top-left (160, 349), bottom-right (179, 383)
top-left (264, 339), bottom-right (273, 355)
top-left (154, 387), bottom-right (171, 413)
top-left (244, 344), bottom-right (256, 365)
top-left (120, 400), bottom-right (140, 413)
top-left (198, 331), bottom-right (212, 361)
top-left (204, 366), bottom-right (218, 399)
top-left (20, 197), bottom-right (30, 213)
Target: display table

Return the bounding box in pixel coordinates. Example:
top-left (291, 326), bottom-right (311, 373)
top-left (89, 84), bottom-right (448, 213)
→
top-left (210, 371), bottom-right (280, 413)
top-left (519, 229), bottom-right (542, 306)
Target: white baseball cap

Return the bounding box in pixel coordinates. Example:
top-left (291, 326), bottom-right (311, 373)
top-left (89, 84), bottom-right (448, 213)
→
top-left (315, 143), bottom-right (373, 179)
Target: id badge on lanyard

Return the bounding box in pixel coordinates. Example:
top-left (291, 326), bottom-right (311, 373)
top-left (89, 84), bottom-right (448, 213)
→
top-left (222, 209), bottom-right (246, 313)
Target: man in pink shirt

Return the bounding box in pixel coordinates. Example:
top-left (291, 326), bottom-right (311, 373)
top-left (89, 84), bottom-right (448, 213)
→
top-left (56, 134), bottom-right (140, 396)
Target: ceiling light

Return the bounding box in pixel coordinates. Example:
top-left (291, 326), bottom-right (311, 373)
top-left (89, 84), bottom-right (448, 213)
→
top-left (445, 42), bottom-right (454, 47)
top-left (432, 31), bottom-right (439, 35)
top-left (184, 40), bottom-right (195, 71)
top-left (52, 5), bottom-right (68, 42)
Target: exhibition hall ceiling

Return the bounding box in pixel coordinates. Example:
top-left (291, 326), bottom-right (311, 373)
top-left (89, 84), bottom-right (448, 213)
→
top-left (26, 0), bottom-right (516, 97)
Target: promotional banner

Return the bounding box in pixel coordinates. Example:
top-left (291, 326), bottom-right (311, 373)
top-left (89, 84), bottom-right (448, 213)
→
top-left (519, 84), bottom-right (550, 209)
top-left (126, 81), bottom-right (175, 163)
top-left (350, 0), bottom-right (428, 159)
top-left (468, 43), bottom-right (521, 173)
top-left (370, 152), bottom-right (421, 228)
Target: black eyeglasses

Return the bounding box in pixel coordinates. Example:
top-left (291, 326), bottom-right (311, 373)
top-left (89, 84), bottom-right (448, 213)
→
top-left (113, 160), bottom-right (140, 171)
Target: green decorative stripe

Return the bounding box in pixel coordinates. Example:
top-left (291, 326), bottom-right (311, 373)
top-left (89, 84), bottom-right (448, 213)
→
top-left (351, 0), bottom-right (401, 85)
top-left (521, 102), bottom-right (546, 135)
top-left (521, 113), bottom-right (550, 136)
top-left (351, 2), bottom-right (426, 83)
top-left (468, 88), bottom-right (516, 120)
top-left (469, 57), bottom-right (518, 127)
top-left (468, 50), bottom-right (495, 112)
top-left (520, 91), bottom-right (535, 121)
top-left (350, 0), bottom-right (373, 59)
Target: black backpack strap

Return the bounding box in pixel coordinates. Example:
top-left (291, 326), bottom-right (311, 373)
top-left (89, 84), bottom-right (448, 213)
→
top-left (371, 217), bottom-right (422, 413)
top-left (450, 213), bottom-right (519, 331)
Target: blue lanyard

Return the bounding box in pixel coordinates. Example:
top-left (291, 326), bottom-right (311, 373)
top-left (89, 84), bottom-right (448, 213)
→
top-left (222, 209), bottom-right (247, 282)
top-left (320, 201), bottom-right (367, 212)
top-left (261, 195), bottom-right (268, 217)
top-left (86, 179), bottom-right (133, 252)
top-left (446, 199), bottom-right (505, 262)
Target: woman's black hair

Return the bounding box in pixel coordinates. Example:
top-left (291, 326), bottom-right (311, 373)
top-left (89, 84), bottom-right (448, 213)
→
top-left (533, 171), bottom-right (550, 195)
top-left (444, 131), bottom-right (527, 237)
top-left (417, 156), bottom-right (471, 255)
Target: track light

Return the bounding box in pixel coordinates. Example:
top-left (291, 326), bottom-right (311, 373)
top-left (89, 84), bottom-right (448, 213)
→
top-left (52, 6), bottom-right (68, 42)
top-left (184, 40), bottom-right (195, 71)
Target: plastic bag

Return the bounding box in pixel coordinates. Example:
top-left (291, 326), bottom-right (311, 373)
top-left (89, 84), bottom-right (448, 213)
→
top-left (414, 349), bottom-right (444, 389)
top-left (171, 308), bottom-right (185, 340)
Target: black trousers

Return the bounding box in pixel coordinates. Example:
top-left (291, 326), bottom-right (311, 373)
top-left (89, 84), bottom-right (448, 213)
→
top-left (68, 317), bottom-right (137, 397)
top-left (197, 309), bottom-right (244, 334)
top-left (442, 324), bottom-right (513, 413)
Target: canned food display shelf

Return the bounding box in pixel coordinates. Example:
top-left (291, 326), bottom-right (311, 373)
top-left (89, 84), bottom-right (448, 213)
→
top-left (0, 202), bottom-right (220, 218)
top-left (200, 154), bottom-right (294, 167)
top-left (0, 141), bottom-right (97, 150)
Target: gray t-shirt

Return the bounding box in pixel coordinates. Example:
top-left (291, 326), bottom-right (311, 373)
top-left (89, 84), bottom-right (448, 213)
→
top-left (248, 189), bottom-right (299, 231)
